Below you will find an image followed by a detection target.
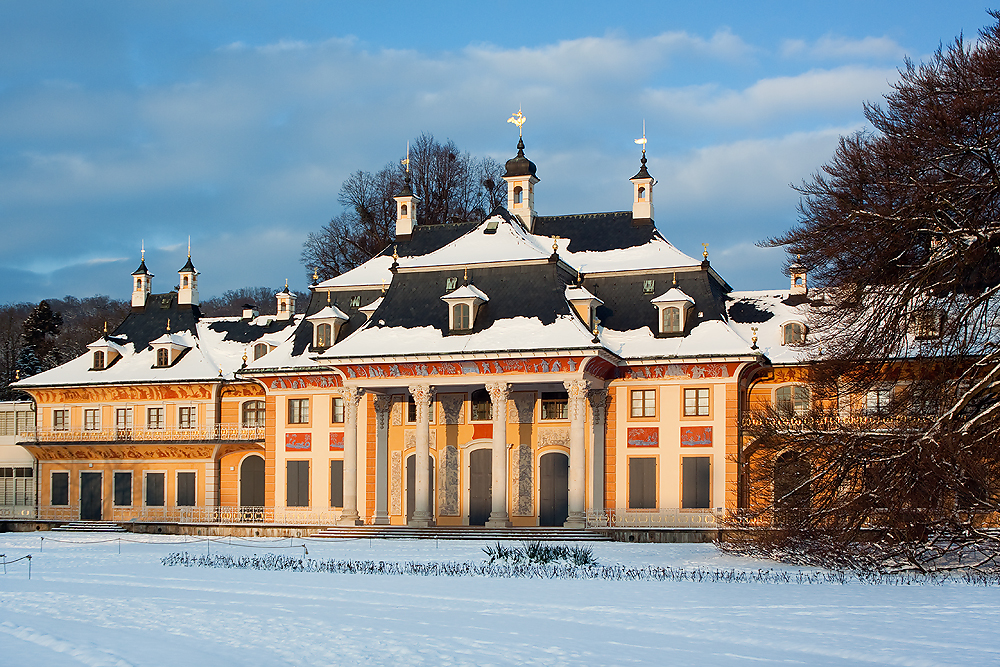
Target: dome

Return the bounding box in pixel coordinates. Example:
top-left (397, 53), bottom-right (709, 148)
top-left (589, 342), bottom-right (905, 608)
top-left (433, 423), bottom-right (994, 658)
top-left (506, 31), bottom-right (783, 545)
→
top-left (503, 137), bottom-right (537, 178)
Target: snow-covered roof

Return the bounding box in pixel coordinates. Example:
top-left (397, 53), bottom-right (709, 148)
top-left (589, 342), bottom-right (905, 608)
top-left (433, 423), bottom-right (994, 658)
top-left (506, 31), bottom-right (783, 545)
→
top-left (400, 213), bottom-right (552, 269)
top-left (149, 332), bottom-right (191, 348)
top-left (314, 255), bottom-right (395, 289)
top-left (359, 297), bottom-right (383, 315)
top-left (727, 290), bottom-right (816, 364)
top-left (564, 238), bottom-right (700, 275)
top-left (87, 337), bottom-right (127, 355)
top-left (441, 284), bottom-right (489, 302)
top-left (565, 285), bottom-right (603, 304)
top-left (599, 320), bottom-right (755, 359)
top-left (307, 305), bottom-right (349, 321)
top-left (652, 287), bottom-right (695, 304)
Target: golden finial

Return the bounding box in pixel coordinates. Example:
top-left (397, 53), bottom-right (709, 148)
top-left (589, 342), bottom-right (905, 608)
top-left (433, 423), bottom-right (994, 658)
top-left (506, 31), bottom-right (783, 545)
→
top-left (166, 318), bottom-right (170, 332)
top-left (507, 106), bottom-right (526, 137)
top-left (672, 272), bottom-right (677, 286)
top-left (463, 266), bottom-right (468, 282)
top-left (313, 267), bottom-right (319, 282)
top-left (103, 321), bottom-right (108, 334)
top-left (284, 278), bottom-right (289, 289)
top-left (552, 236), bottom-right (560, 253)
top-left (393, 246), bottom-right (398, 262)
top-left (326, 291), bottom-right (331, 305)
top-left (242, 350), bottom-right (248, 364)
top-left (401, 141), bottom-right (410, 173)
top-left (634, 119), bottom-right (647, 155)
top-left (219, 364), bottom-right (223, 376)
top-left (141, 240), bottom-right (145, 261)
top-left (702, 243), bottom-right (709, 260)
top-left (14, 369), bottom-right (19, 381)
top-left (381, 282), bottom-right (387, 294)
top-left (187, 235), bottom-right (191, 258)
top-left (751, 327), bottom-right (758, 348)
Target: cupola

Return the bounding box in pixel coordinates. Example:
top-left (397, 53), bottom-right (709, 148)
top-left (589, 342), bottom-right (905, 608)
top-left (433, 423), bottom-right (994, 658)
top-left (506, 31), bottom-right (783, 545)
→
top-left (131, 245), bottom-right (153, 310)
top-left (565, 284), bottom-right (603, 330)
top-left (177, 245), bottom-right (199, 307)
top-left (789, 256), bottom-right (807, 295)
top-left (503, 110), bottom-right (539, 231)
top-left (651, 286), bottom-right (695, 336)
top-left (395, 145), bottom-right (420, 239)
top-left (441, 283), bottom-right (489, 333)
top-left (276, 281), bottom-right (296, 321)
top-left (307, 293), bottom-right (349, 348)
top-left (630, 127), bottom-right (654, 224)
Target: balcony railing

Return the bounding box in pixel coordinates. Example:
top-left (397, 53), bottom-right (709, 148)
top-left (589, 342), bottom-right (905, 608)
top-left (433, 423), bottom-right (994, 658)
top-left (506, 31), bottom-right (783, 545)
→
top-left (741, 413), bottom-right (926, 433)
top-left (32, 505), bottom-right (341, 524)
top-left (585, 509), bottom-right (723, 529)
top-left (31, 425), bottom-right (265, 443)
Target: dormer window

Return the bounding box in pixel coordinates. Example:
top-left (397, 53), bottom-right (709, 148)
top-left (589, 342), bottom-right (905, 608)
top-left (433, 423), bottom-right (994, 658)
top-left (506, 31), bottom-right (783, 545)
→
top-left (782, 322), bottom-right (806, 345)
top-left (88, 337), bottom-right (124, 370)
top-left (254, 343), bottom-right (268, 360)
top-left (911, 308), bottom-right (942, 339)
top-left (307, 303), bottom-right (349, 348)
top-left (150, 333), bottom-right (189, 367)
top-left (156, 348), bottom-right (169, 367)
top-left (651, 287), bottom-right (695, 336)
top-left (316, 323), bottom-right (332, 347)
top-left (93, 350), bottom-right (105, 370)
top-left (565, 284), bottom-right (603, 331)
top-left (349, 295), bottom-right (361, 307)
top-left (441, 284), bottom-right (489, 333)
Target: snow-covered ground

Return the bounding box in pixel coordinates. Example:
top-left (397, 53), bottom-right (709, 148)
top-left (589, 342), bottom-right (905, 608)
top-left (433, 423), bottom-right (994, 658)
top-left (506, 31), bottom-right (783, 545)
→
top-left (1, 533), bottom-right (998, 666)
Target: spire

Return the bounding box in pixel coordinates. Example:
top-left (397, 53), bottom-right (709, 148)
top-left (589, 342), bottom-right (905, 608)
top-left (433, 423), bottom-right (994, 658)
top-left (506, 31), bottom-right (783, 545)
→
top-left (395, 142), bottom-right (419, 238)
top-left (131, 243), bottom-right (153, 309)
top-left (630, 121), bottom-right (654, 224)
top-left (503, 108), bottom-right (540, 230)
top-left (177, 243), bottom-right (199, 307)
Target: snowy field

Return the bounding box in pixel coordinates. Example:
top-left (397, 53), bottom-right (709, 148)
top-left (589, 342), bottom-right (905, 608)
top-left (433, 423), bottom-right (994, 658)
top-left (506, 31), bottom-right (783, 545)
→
top-left (1, 533), bottom-right (998, 666)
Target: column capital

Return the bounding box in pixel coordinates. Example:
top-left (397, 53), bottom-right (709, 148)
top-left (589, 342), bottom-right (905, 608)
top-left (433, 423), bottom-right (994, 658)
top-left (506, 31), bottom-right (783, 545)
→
top-left (372, 393), bottom-right (393, 431)
top-left (587, 387), bottom-right (610, 426)
top-left (407, 384), bottom-right (435, 425)
top-left (563, 379), bottom-right (590, 401)
top-left (484, 381), bottom-right (510, 405)
top-left (335, 385), bottom-right (365, 406)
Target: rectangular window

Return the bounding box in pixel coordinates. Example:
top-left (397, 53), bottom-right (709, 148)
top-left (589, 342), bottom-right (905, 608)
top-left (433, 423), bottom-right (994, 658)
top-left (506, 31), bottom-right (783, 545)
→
top-left (84, 409), bottom-right (100, 431)
top-left (115, 408), bottom-right (133, 431)
top-left (630, 389), bottom-right (656, 418)
top-left (330, 460), bottom-right (344, 508)
top-left (628, 457), bottom-right (657, 509)
top-left (864, 386), bottom-right (894, 415)
top-left (176, 472), bottom-right (196, 506)
top-left (683, 388), bottom-right (710, 417)
top-left (0, 412), bottom-right (13, 435)
top-left (53, 409), bottom-right (69, 431)
top-left (145, 472), bottom-right (165, 507)
top-left (15, 410), bottom-right (34, 434)
top-left (113, 471), bottom-right (132, 506)
top-left (178, 407), bottom-right (196, 429)
top-left (288, 399), bottom-right (309, 424)
top-left (682, 457), bottom-right (711, 509)
top-left (541, 391), bottom-right (568, 420)
top-left (0, 467), bottom-right (34, 506)
top-left (405, 396), bottom-right (435, 424)
top-left (147, 407), bottom-right (164, 429)
top-left (331, 397), bottom-right (344, 424)
top-left (51, 471), bottom-right (69, 506)
top-left (287, 461), bottom-right (310, 507)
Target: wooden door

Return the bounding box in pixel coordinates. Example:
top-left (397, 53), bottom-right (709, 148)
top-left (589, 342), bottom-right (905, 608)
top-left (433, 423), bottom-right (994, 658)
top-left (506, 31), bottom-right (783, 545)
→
top-left (538, 452), bottom-right (568, 526)
top-left (80, 472), bottom-right (102, 520)
top-left (469, 449), bottom-right (492, 525)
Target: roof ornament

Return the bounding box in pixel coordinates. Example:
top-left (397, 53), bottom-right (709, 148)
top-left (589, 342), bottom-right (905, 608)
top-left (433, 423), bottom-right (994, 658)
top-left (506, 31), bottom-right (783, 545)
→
top-left (218, 364), bottom-right (223, 377)
top-left (751, 326), bottom-right (759, 350)
top-left (187, 235), bottom-right (191, 258)
top-left (312, 267), bottom-right (319, 283)
top-left (507, 106), bottom-right (526, 137)
top-left (242, 350), bottom-right (248, 368)
top-left (327, 291), bottom-right (331, 305)
top-left (166, 318), bottom-right (170, 332)
top-left (592, 322), bottom-right (601, 344)
top-left (702, 243), bottom-right (709, 260)
top-left (634, 119), bottom-right (647, 155)
top-left (103, 321), bottom-right (108, 334)
top-left (401, 141), bottom-right (410, 173)
top-left (381, 281), bottom-right (387, 295)
top-left (672, 272), bottom-right (677, 287)
top-left (141, 240), bottom-right (145, 261)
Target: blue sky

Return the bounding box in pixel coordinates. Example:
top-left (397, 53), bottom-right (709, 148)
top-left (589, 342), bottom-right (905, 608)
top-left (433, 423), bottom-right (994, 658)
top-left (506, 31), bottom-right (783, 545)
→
top-left (1, 1), bottom-right (994, 305)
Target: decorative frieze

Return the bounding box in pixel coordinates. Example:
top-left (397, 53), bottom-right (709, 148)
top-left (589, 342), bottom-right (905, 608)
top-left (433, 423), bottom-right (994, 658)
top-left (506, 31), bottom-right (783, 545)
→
top-left (538, 427), bottom-right (570, 449)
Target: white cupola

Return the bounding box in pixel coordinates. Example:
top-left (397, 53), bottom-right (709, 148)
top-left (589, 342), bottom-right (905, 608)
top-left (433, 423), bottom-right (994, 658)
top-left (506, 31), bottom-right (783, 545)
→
top-left (177, 250), bottom-right (199, 307)
top-left (789, 256), bottom-right (807, 296)
top-left (441, 283), bottom-right (489, 332)
top-left (503, 113), bottom-right (539, 230)
top-left (131, 248), bottom-right (153, 310)
top-left (276, 281), bottom-right (296, 321)
top-left (630, 141), bottom-right (654, 223)
top-left (565, 284), bottom-right (603, 330)
top-left (395, 146), bottom-right (420, 239)
top-left (651, 285), bottom-right (695, 336)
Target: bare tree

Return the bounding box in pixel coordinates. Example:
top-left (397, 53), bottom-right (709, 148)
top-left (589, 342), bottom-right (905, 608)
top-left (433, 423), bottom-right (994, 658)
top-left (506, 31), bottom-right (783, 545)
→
top-left (728, 12), bottom-right (1000, 572)
top-left (301, 133), bottom-right (506, 281)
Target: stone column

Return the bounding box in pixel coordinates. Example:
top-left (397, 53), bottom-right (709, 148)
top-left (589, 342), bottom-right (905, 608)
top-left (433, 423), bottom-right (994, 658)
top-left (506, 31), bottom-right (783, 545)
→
top-left (337, 386), bottom-right (365, 526)
top-left (408, 383), bottom-right (435, 527)
top-left (588, 388), bottom-right (609, 513)
top-left (372, 393), bottom-right (393, 525)
top-left (564, 379), bottom-right (590, 528)
top-left (485, 381), bottom-right (511, 527)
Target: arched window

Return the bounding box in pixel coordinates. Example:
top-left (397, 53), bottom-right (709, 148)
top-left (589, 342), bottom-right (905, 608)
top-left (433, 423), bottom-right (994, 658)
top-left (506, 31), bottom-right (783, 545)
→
top-left (401, 204), bottom-right (408, 216)
top-left (638, 186), bottom-right (646, 200)
top-left (662, 307), bottom-right (681, 333)
top-left (775, 385), bottom-right (810, 416)
top-left (182, 276), bottom-right (188, 287)
top-left (254, 343), bottom-right (268, 360)
top-left (136, 278), bottom-right (142, 290)
top-left (316, 323), bottom-right (332, 347)
top-left (453, 303), bottom-right (470, 330)
top-left (156, 348), bottom-right (169, 367)
top-left (242, 400), bottom-right (266, 427)
top-left (470, 388), bottom-right (492, 421)
top-left (782, 322), bottom-right (806, 345)
top-left (513, 186), bottom-right (523, 205)
top-left (279, 302), bottom-right (286, 313)
top-left (93, 350), bottom-right (105, 370)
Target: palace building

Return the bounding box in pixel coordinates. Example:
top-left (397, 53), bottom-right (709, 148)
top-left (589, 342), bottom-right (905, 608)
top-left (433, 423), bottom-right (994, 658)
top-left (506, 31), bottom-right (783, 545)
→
top-left (9, 131), bottom-right (817, 529)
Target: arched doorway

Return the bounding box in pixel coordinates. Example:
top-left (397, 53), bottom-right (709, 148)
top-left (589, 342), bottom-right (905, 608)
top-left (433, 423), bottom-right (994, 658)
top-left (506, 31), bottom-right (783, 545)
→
top-left (240, 455), bottom-right (265, 507)
top-left (406, 454), bottom-right (435, 521)
top-left (538, 452), bottom-right (569, 526)
top-left (469, 448), bottom-right (492, 526)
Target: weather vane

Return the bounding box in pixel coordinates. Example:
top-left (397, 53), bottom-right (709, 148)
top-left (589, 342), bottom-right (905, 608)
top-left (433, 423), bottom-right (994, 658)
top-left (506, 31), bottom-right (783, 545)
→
top-left (141, 239), bottom-right (145, 261)
top-left (401, 141), bottom-right (410, 173)
top-left (187, 235), bottom-right (191, 258)
top-left (507, 106), bottom-right (526, 137)
top-left (634, 119), bottom-right (647, 154)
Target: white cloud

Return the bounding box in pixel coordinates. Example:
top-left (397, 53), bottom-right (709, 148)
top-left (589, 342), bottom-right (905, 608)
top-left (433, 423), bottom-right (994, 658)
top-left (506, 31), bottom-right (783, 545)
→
top-left (781, 35), bottom-right (907, 61)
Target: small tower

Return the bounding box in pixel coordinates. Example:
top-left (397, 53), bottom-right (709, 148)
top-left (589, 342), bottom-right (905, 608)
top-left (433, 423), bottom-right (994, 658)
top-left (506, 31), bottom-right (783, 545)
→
top-left (177, 242), bottom-right (199, 307)
top-left (630, 124), bottom-right (654, 224)
top-left (395, 143), bottom-right (420, 240)
top-left (503, 109), bottom-right (539, 230)
top-left (276, 280), bottom-right (296, 320)
top-left (131, 244), bottom-right (153, 310)
top-left (789, 256), bottom-right (807, 295)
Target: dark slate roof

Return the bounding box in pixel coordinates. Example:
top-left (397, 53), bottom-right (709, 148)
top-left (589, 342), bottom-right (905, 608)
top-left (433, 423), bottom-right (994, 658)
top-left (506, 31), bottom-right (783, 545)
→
top-left (380, 220), bottom-right (481, 257)
top-left (396, 172), bottom-right (414, 198)
top-left (206, 317), bottom-right (297, 344)
top-left (179, 256), bottom-right (196, 272)
top-left (631, 154), bottom-right (652, 180)
top-left (503, 137), bottom-right (537, 178)
top-left (292, 287), bottom-right (387, 357)
top-left (533, 211), bottom-right (660, 253)
top-left (132, 259), bottom-right (152, 276)
top-left (590, 269), bottom-right (729, 334)
top-left (112, 292), bottom-right (201, 351)
top-left (728, 298), bottom-right (777, 324)
top-left (367, 262), bottom-right (576, 335)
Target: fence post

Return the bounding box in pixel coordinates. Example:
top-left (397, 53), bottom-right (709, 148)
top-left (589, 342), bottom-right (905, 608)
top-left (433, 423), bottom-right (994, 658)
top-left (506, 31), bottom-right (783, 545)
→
top-left (27, 554), bottom-right (31, 580)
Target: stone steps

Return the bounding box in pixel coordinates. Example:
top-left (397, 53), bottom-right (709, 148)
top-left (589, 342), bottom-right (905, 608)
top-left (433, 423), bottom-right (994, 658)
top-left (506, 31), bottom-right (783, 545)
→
top-left (310, 526), bottom-right (610, 541)
top-left (52, 521), bottom-right (127, 533)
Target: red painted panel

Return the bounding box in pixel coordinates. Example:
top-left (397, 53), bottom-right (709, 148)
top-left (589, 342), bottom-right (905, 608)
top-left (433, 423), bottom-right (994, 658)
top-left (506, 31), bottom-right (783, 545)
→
top-left (618, 362), bottom-right (739, 381)
top-left (627, 427), bottom-right (659, 447)
top-left (285, 433), bottom-right (311, 451)
top-left (329, 432), bottom-right (344, 451)
top-left (472, 423), bottom-right (493, 440)
top-left (680, 426), bottom-right (713, 447)
top-left (262, 375), bottom-right (343, 390)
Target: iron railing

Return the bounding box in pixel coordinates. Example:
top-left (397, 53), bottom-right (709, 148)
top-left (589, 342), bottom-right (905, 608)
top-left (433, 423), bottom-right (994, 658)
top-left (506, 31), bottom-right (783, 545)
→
top-left (585, 509), bottom-right (723, 529)
top-left (32, 425), bottom-right (264, 443)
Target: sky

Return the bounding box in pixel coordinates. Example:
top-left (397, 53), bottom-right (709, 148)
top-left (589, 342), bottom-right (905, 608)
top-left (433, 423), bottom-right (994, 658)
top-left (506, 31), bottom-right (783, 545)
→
top-left (1, 1), bottom-right (995, 307)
